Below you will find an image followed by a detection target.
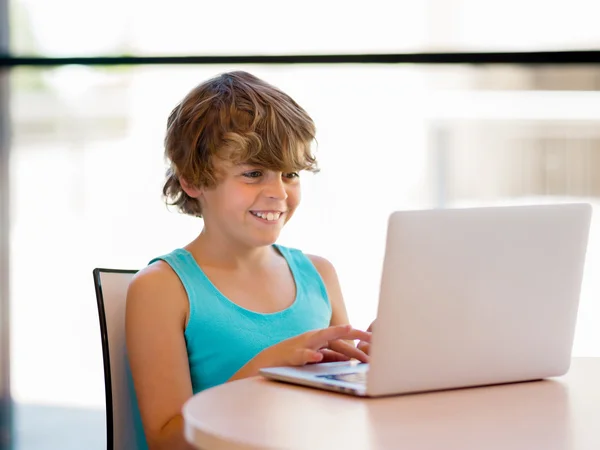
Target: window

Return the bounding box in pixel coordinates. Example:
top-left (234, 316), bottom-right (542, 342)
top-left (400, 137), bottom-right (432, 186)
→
top-left (5, 2), bottom-right (600, 448)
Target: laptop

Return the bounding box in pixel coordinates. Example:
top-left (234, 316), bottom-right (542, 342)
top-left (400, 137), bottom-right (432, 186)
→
top-left (260, 203), bottom-right (593, 397)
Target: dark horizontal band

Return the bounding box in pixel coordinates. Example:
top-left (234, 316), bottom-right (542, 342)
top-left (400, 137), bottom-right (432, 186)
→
top-left (2, 50), bottom-right (600, 67)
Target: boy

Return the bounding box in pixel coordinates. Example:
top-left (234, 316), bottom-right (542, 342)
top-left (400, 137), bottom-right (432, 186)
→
top-left (126, 71), bottom-right (371, 449)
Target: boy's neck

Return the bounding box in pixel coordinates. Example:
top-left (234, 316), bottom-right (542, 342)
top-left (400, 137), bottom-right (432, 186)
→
top-left (185, 229), bottom-right (275, 270)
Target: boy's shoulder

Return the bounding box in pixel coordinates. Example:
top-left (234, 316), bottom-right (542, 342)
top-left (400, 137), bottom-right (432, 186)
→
top-left (129, 258), bottom-right (181, 297)
top-left (127, 260), bottom-right (189, 321)
top-left (305, 254), bottom-right (337, 280)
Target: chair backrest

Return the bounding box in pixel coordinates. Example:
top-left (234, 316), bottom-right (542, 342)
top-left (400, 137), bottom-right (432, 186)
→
top-left (93, 268), bottom-right (146, 450)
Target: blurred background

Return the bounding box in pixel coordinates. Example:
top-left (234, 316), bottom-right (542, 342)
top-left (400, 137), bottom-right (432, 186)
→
top-left (2, 0), bottom-right (600, 449)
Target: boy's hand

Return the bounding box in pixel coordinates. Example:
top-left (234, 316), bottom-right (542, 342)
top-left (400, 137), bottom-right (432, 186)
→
top-left (259, 324), bottom-right (371, 367)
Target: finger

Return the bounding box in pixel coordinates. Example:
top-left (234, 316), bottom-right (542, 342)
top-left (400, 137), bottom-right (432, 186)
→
top-left (308, 324), bottom-right (351, 346)
top-left (341, 329), bottom-right (372, 343)
top-left (318, 349), bottom-right (351, 363)
top-left (329, 340), bottom-right (370, 363)
top-left (357, 340), bottom-right (371, 356)
top-left (290, 348), bottom-right (323, 366)
top-left (308, 325), bottom-right (371, 348)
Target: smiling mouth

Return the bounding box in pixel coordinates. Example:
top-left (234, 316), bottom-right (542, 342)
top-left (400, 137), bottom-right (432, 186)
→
top-left (250, 211), bottom-right (283, 222)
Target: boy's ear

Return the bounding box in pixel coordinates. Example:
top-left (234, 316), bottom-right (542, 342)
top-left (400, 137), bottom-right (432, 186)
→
top-left (180, 177), bottom-right (203, 198)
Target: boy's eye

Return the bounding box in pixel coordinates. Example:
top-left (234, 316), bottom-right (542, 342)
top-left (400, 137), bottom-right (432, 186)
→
top-left (243, 170), bottom-right (263, 178)
top-left (283, 172), bottom-right (300, 179)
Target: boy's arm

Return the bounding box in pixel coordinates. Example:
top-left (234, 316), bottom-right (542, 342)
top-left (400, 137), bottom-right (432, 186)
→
top-left (125, 263), bottom-right (196, 450)
top-left (308, 254), bottom-right (373, 354)
top-left (307, 254), bottom-right (351, 327)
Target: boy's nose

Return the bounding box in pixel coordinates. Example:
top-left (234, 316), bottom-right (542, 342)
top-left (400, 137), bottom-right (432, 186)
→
top-left (264, 177), bottom-right (288, 200)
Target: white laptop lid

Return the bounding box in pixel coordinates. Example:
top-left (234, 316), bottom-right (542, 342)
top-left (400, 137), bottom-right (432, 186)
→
top-left (366, 203), bottom-right (592, 396)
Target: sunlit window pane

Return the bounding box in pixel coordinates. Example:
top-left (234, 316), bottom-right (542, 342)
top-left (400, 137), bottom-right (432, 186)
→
top-left (10, 0), bottom-right (600, 56)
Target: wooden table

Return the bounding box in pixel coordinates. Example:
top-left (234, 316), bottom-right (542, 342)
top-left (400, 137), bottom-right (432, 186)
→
top-left (183, 357), bottom-right (600, 450)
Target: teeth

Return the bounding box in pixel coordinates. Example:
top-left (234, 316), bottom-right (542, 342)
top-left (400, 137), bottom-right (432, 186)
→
top-left (252, 211), bottom-right (281, 221)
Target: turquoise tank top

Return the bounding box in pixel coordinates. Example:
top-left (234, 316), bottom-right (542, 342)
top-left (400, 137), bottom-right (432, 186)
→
top-left (149, 244), bottom-right (332, 393)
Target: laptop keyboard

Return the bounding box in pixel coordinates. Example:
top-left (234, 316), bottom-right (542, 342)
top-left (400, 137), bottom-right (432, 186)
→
top-left (319, 371), bottom-right (367, 384)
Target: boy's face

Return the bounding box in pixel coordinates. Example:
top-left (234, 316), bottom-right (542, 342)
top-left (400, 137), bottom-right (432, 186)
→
top-left (198, 158), bottom-right (301, 247)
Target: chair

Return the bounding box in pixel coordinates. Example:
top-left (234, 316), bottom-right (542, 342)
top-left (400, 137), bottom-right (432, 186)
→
top-left (93, 268), bottom-right (147, 450)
